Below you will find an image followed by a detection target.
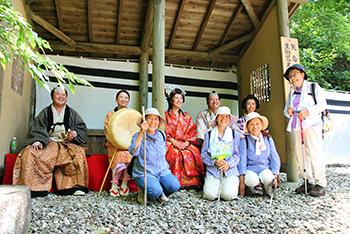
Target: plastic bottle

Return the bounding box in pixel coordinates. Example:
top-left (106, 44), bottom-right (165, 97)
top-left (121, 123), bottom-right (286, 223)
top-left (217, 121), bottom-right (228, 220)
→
top-left (10, 137), bottom-right (17, 154)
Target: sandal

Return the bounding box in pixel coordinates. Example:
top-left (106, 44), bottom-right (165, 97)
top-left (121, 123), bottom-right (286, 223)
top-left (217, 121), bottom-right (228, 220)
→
top-left (119, 187), bottom-right (130, 196)
top-left (110, 188), bottom-right (120, 197)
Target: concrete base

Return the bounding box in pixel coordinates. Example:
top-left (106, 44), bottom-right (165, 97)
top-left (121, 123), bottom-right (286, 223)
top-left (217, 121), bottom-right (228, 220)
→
top-left (0, 185), bottom-right (31, 234)
top-left (278, 181), bottom-right (300, 190)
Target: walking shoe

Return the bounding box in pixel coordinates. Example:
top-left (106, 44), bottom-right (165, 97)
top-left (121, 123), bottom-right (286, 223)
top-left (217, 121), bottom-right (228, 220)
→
top-left (295, 180), bottom-right (315, 194)
top-left (263, 186), bottom-right (273, 197)
top-left (309, 184), bottom-right (326, 197)
top-left (158, 193), bottom-right (170, 202)
top-left (138, 188), bottom-right (148, 204)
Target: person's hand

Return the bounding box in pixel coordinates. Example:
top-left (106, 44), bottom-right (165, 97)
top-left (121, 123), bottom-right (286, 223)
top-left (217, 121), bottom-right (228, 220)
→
top-left (140, 121), bottom-right (148, 133)
top-left (239, 175), bottom-right (245, 196)
top-left (32, 141), bottom-right (43, 151)
top-left (298, 109), bottom-right (309, 119)
top-left (170, 139), bottom-right (189, 150)
top-left (67, 130), bottom-right (77, 141)
top-left (214, 159), bottom-right (229, 172)
top-left (287, 105), bottom-right (294, 117)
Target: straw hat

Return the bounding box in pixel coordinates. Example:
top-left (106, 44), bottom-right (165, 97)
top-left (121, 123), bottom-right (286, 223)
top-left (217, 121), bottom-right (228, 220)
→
top-left (210, 106), bottom-right (237, 127)
top-left (243, 112), bottom-right (269, 133)
top-left (136, 108), bottom-right (166, 129)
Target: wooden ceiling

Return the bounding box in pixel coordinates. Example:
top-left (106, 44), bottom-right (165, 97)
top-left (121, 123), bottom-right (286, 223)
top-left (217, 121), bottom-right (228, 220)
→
top-left (23, 0), bottom-right (300, 69)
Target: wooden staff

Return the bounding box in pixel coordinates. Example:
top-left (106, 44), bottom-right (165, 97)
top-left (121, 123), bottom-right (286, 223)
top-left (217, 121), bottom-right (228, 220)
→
top-left (142, 106), bottom-right (147, 206)
top-left (98, 148), bottom-right (118, 196)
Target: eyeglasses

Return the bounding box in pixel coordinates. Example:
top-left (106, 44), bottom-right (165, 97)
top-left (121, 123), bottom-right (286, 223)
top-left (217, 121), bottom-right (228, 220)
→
top-left (288, 71), bottom-right (302, 79)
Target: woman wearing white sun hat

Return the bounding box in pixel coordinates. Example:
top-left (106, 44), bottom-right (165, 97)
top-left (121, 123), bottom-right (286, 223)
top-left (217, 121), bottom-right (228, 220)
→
top-left (129, 108), bottom-right (180, 203)
top-left (201, 106), bottom-right (240, 201)
top-left (238, 112), bottom-right (281, 197)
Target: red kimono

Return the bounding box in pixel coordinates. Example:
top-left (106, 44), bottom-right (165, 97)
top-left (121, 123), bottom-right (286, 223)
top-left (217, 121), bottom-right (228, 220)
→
top-left (165, 109), bottom-right (205, 188)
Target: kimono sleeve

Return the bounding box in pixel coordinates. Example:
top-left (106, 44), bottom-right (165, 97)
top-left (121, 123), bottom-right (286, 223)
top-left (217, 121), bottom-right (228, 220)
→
top-left (21, 108), bottom-right (50, 148)
top-left (69, 108), bottom-right (88, 145)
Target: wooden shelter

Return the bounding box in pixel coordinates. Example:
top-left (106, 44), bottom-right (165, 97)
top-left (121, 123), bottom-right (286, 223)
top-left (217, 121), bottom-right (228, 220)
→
top-left (0, 0), bottom-right (309, 182)
top-left (23, 0), bottom-right (301, 69)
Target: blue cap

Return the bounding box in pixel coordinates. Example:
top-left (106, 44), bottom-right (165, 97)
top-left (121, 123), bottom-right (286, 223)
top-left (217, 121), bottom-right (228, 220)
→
top-left (283, 64), bottom-right (308, 81)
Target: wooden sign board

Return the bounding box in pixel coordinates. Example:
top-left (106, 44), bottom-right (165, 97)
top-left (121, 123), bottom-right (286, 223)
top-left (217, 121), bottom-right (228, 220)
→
top-left (281, 37), bottom-right (300, 99)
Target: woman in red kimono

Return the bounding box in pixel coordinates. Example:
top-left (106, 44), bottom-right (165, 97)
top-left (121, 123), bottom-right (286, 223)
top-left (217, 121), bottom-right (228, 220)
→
top-left (164, 86), bottom-right (205, 189)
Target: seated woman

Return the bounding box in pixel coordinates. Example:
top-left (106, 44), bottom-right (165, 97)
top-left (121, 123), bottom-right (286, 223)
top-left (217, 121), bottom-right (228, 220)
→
top-left (236, 94), bottom-right (261, 137)
top-left (104, 90), bottom-right (133, 197)
top-left (201, 106), bottom-right (240, 201)
top-left (164, 86), bottom-right (204, 189)
top-left (238, 112), bottom-right (281, 197)
top-left (129, 108), bottom-right (180, 203)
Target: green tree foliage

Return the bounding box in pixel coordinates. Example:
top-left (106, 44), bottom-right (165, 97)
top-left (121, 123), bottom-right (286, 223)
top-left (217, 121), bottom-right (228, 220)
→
top-left (290, 0), bottom-right (350, 91)
top-left (0, 0), bottom-right (91, 93)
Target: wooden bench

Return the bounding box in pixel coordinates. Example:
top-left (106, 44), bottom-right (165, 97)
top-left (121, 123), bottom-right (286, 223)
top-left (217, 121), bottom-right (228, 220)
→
top-left (2, 153), bottom-right (137, 193)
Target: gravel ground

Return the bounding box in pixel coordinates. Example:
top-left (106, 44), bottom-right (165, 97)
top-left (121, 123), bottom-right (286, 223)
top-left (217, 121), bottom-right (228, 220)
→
top-left (30, 165), bottom-right (350, 233)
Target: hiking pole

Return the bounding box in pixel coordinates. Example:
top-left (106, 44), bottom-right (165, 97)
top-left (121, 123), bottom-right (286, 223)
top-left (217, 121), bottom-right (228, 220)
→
top-left (300, 118), bottom-right (308, 197)
top-left (269, 177), bottom-right (277, 206)
top-left (142, 106), bottom-right (147, 206)
top-left (98, 148), bottom-right (118, 196)
top-left (215, 169), bottom-right (223, 220)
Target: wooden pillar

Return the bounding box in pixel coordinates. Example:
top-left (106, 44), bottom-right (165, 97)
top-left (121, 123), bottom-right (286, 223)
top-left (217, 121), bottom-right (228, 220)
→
top-left (139, 53), bottom-right (149, 111)
top-left (152, 0), bottom-right (165, 114)
top-left (277, 0), bottom-right (298, 182)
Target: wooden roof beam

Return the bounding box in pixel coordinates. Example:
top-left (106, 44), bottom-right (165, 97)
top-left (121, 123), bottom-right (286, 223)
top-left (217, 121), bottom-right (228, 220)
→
top-left (140, 0), bottom-right (154, 53)
top-left (27, 10), bottom-right (75, 47)
top-left (116, 0), bottom-right (124, 45)
top-left (238, 0), bottom-right (276, 58)
top-left (288, 3), bottom-right (300, 18)
top-left (288, 0), bottom-right (308, 3)
top-left (25, 0), bottom-right (35, 4)
top-left (209, 32), bottom-right (254, 56)
top-left (240, 0), bottom-right (260, 28)
top-left (22, 2), bottom-right (35, 31)
top-left (168, 0), bottom-right (186, 49)
top-left (49, 42), bottom-right (238, 63)
top-left (87, 0), bottom-right (93, 42)
top-left (54, 0), bottom-right (64, 31)
top-left (192, 0), bottom-right (216, 51)
top-left (218, 4), bottom-right (243, 46)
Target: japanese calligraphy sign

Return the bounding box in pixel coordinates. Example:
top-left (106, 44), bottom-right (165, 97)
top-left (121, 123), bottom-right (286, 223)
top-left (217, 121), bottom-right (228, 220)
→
top-left (281, 37), bottom-right (300, 71)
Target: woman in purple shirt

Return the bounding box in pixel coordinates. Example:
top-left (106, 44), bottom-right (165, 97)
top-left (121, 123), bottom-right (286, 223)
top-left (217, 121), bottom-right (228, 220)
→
top-left (238, 112), bottom-right (280, 197)
top-left (283, 64), bottom-right (327, 197)
top-left (129, 108), bottom-right (180, 204)
top-left (201, 106), bottom-right (240, 201)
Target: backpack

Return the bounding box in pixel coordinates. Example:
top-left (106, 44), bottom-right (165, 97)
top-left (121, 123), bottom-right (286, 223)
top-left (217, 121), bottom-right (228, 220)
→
top-left (311, 83), bottom-right (334, 139)
top-left (127, 131), bottom-right (166, 176)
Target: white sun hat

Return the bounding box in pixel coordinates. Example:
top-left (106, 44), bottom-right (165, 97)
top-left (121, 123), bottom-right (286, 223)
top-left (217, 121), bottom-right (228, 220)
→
top-left (243, 112), bottom-right (269, 133)
top-left (136, 107), bottom-right (166, 129)
top-left (210, 106), bottom-right (237, 127)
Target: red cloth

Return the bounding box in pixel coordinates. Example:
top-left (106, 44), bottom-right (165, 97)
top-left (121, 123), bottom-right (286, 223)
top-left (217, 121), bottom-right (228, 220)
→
top-left (3, 154), bottom-right (17, 185)
top-left (3, 153), bottom-right (137, 192)
top-left (164, 110), bottom-right (204, 187)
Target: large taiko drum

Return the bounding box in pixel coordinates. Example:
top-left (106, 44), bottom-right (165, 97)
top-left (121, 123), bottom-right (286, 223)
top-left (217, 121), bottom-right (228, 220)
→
top-left (107, 108), bottom-right (141, 150)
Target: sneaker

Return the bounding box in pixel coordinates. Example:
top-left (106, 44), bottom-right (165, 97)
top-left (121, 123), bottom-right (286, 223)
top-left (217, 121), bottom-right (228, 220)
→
top-left (119, 186), bottom-right (129, 196)
top-left (309, 184), bottom-right (326, 197)
top-left (295, 180), bottom-right (315, 194)
top-left (158, 193), bottom-right (170, 202)
top-left (138, 188), bottom-right (148, 204)
top-left (263, 186), bottom-right (273, 197)
top-left (110, 188), bottom-right (120, 197)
